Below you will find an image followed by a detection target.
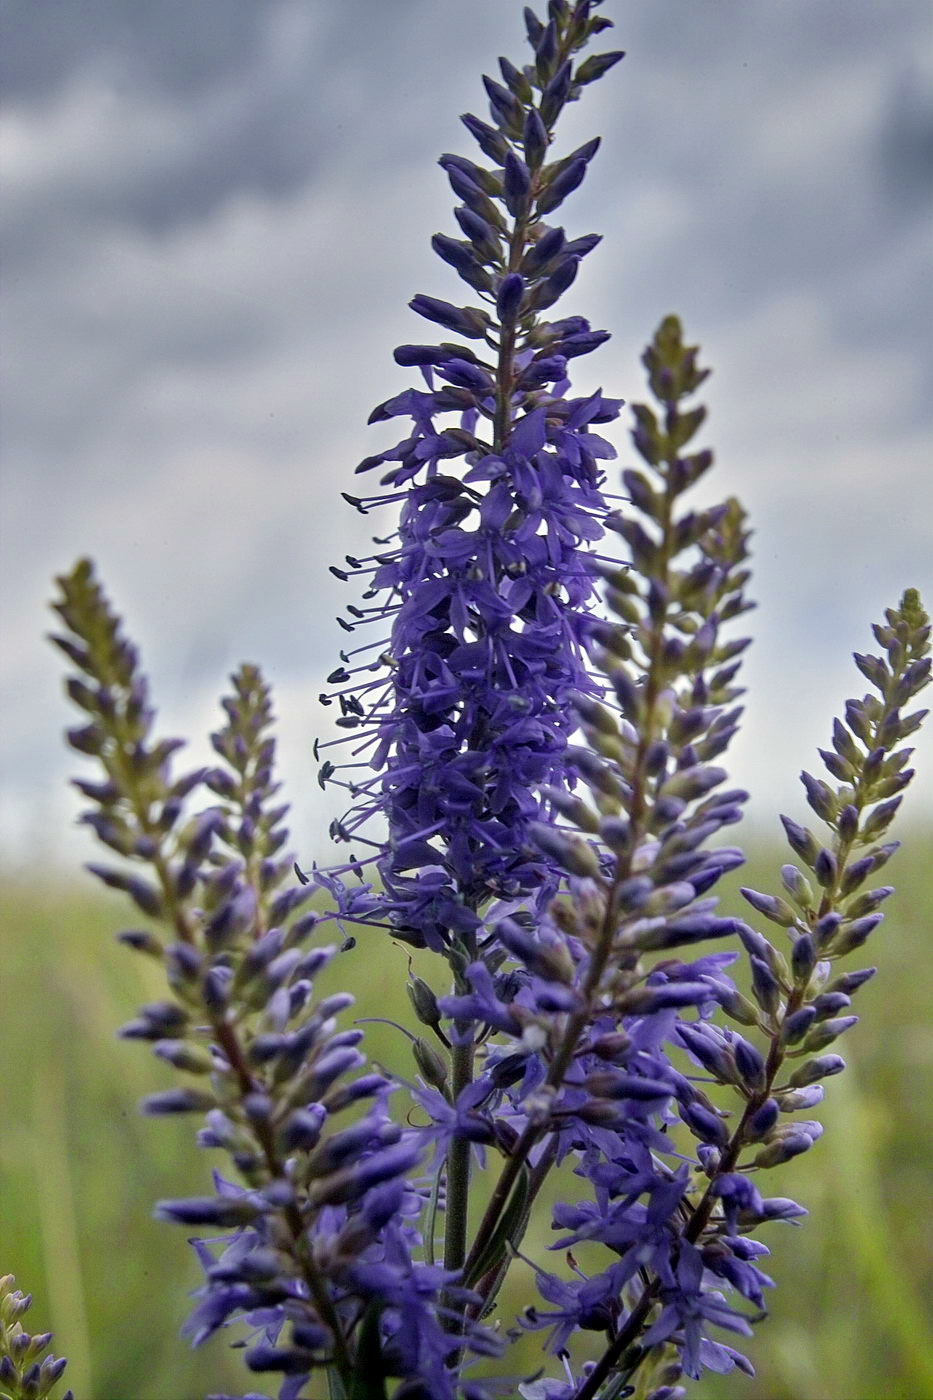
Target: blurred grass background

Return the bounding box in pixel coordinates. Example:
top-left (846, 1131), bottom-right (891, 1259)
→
top-left (2, 833), bottom-right (931, 1400)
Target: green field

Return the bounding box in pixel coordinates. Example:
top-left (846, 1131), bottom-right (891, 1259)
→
top-left (3, 833), bottom-right (931, 1400)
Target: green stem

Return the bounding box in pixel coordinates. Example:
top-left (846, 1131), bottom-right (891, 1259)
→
top-left (444, 1037), bottom-right (476, 1278)
top-left (425, 1163), bottom-right (445, 1269)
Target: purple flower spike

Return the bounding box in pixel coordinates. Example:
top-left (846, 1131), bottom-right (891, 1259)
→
top-left (316, 14), bottom-right (628, 973)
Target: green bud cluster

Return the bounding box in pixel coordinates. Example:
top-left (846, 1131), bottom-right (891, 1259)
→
top-left (0, 1277), bottom-right (70, 1400)
top-left (48, 562), bottom-right (414, 1381)
top-left (536, 318), bottom-right (752, 987)
top-left (723, 588), bottom-right (931, 1144)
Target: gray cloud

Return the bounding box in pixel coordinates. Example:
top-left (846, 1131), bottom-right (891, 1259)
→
top-left (1, 0), bottom-right (267, 101)
top-left (877, 65), bottom-right (933, 211)
top-left (1, 1), bottom-right (527, 257)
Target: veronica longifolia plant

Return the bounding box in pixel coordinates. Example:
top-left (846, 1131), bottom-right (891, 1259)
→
top-left (45, 3), bottom-right (929, 1398)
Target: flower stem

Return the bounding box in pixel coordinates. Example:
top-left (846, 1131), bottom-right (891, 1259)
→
top-left (444, 1037), bottom-right (476, 1278)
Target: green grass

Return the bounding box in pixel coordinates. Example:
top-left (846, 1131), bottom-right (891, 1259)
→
top-left (2, 833), bottom-right (931, 1400)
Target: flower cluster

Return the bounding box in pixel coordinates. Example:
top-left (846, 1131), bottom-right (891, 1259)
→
top-left (0, 1278), bottom-right (71, 1400)
top-left (42, 2), bottom-right (930, 1398)
top-left (51, 562), bottom-right (498, 1399)
top-left (575, 580), bottom-right (929, 1398)
top-left (316, 0), bottom-right (625, 954)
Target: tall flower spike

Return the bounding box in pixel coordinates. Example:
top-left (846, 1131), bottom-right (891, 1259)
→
top-left (569, 588), bottom-right (929, 1400)
top-left (314, 2), bottom-right (630, 1342)
top-left (440, 319), bottom-right (758, 1390)
top-left (316, 0), bottom-right (626, 955)
top-left (51, 562), bottom-right (500, 1400)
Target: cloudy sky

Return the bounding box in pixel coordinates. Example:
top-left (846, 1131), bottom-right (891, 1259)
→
top-left (2, 0), bottom-right (931, 871)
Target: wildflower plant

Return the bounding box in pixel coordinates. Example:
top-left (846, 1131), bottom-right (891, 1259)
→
top-left (41, 1), bottom-right (929, 1397)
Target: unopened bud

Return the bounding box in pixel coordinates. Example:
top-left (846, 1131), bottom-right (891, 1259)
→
top-left (413, 1038), bottom-right (449, 1091)
top-left (407, 976), bottom-right (441, 1029)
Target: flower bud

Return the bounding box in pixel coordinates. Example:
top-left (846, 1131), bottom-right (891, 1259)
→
top-left (745, 1097), bottom-right (780, 1141)
top-left (749, 956), bottom-right (781, 1018)
top-left (782, 1006), bottom-right (817, 1045)
top-left (734, 1036), bottom-right (767, 1092)
top-left (774, 1084), bottom-right (825, 1111)
top-left (800, 1015), bottom-right (858, 1053)
top-left (496, 272), bottom-right (525, 322)
top-left (740, 887), bottom-right (797, 927)
top-left (791, 933), bottom-right (816, 982)
top-left (528, 823), bottom-right (602, 877)
top-left (781, 863), bottom-right (815, 908)
top-left (753, 1132), bottom-right (814, 1168)
top-left (788, 1054), bottom-right (846, 1087)
top-left (413, 1037), bottom-right (449, 1091)
top-left (407, 976), bottom-right (441, 1029)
